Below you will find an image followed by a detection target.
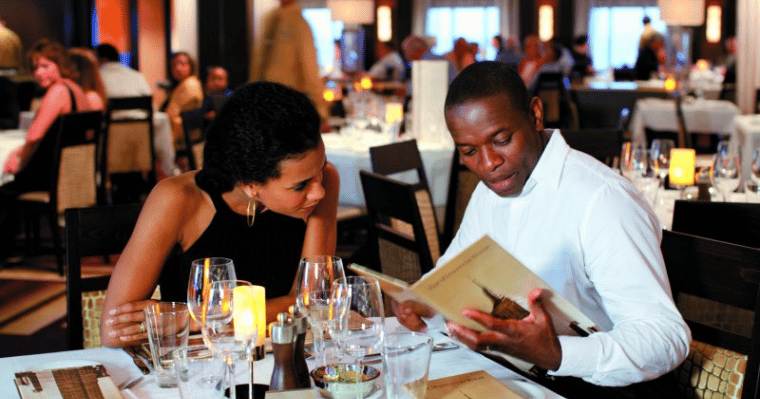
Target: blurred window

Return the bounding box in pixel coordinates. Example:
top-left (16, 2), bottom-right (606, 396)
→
top-left (589, 6), bottom-right (667, 71)
top-left (425, 7), bottom-right (499, 61)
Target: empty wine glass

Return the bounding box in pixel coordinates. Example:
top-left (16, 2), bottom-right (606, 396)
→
top-left (295, 256), bottom-right (345, 366)
top-left (202, 280), bottom-right (258, 399)
top-left (713, 154), bottom-right (740, 201)
top-left (621, 142), bottom-right (648, 181)
top-left (187, 257), bottom-right (237, 327)
top-left (329, 276), bottom-right (384, 399)
top-left (751, 148), bottom-right (760, 185)
top-left (747, 149), bottom-right (760, 202)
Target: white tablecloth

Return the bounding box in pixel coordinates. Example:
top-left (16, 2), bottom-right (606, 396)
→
top-left (20, 110), bottom-right (176, 177)
top-left (323, 133), bottom-right (455, 207)
top-left (732, 115), bottom-right (760, 182)
top-left (0, 129), bottom-right (27, 185)
top-left (636, 185), bottom-right (748, 230)
top-left (630, 97), bottom-right (740, 147)
top-left (0, 318), bottom-right (565, 399)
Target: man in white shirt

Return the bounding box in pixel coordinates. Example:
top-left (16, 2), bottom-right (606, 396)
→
top-left (395, 61), bottom-right (690, 397)
top-left (367, 41), bottom-right (405, 82)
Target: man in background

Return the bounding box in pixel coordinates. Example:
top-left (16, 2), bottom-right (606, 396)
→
top-left (495, 36), bottom-right (522, 68)
top-left (253, 0), bottom-right (328, 120)
top-left (570, 35), bottom-right (595, 80)
top-left (368, 41), bottom-right (405, 82)
top-left (401, 35), bottom-right (456, 84)
top-left (0, 17), bottom-right (23, 73)
top-left (96, 43), bottom-right (151, 98)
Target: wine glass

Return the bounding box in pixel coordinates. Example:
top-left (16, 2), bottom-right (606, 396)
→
top-left (747, 148), bottom-right (760, 202)
top-left (295, 256), bottom-right (345, 366)
top-left (713, 154), bottom-right (740, 201)
top-left (621, 142), bottom-right (648, 181)
top-left (202, 280), bottom-right (258, 399)
top-left (650, 139), bottom-right (674, 182)
top-left (187, 257), bottom-right (237, 327)
top-left (329, 276), bottom-right (385, 399)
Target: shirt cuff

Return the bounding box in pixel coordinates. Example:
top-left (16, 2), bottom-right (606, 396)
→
top-left (550, 335), bottom-right (600, 378)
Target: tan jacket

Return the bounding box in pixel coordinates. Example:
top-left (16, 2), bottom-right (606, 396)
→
top-left (253, 3), bottom-right (328, 119)
top-left (166, 76), bottom-right (203, 147)
top-left (0, 25), bottom-right (24, 70)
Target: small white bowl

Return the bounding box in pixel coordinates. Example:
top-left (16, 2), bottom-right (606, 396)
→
top-left (310, 363), bottom-right (380, 399)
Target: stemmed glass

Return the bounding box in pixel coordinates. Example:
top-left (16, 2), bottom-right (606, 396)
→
top-left (295, 256), bottom-right (345, 366)
top-left (329, 276), bottom-right (385, 399)
top-left (202, 280), bottom-right (258, 399)
top-left (747, 148), bottom-right (760, 202)
top-left (187, 257), bottom-right (237, 328)
top-left (713, 153), bottom-right (740, 201)
top-left (621, 142), bottom-right (648, 181)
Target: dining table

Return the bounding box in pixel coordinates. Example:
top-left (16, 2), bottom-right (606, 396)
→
top-left (323, 131), bottom-right (455, 207)
top-left (731, 114), bottom-right (760, 183)
top-left (0, 318), bottom-right (565, 398)
top-left (0, 129), bottom-right (27, 185)
top-left (629, 97), bottom-right (740, 148)
top-left (19, 110), bottom-right (177, 177)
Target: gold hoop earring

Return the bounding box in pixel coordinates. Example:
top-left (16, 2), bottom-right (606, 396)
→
top-left (247, 200), bottom-right (257, 227)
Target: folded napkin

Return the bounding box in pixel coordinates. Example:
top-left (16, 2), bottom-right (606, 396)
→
top-left (14, 364), bottom-right (122, 399)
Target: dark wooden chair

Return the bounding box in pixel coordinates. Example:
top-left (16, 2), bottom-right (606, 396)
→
top-left (64, 204), bottom-right (142, 349)
top-left (369, 140), bottom-right (441, 265)
top-left (17, 111), bottom-right (103, 275)
top-left (672, 200), bottom-right (760, 248)
top-left (179, 108), bottom-right (207, 170)
top-left (561, 129), bottom-right (624, 167)
top-left (359, 170), bottom-right (438, 286)
top-left (103, 96), bottom-right (155, 204)
top-left (662, 230), bottom-right (760, 399)
top-left (533, 72), bottom-right (578, 130)
top-left (441, 150), bottom-right (478, 252)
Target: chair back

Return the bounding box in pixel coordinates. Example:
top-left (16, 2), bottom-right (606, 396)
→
top-left (64, 204), bottom-right (143, 349)
top-left (53, 111), bottom-right (103, 213)
top-left (180, 108), bottom-right (207, 170)
top-left (441, 150), bottom-right (479, 251)
top-left (662, 230), bottom-right (760, 399)
top-left (360, 170), bottom-right (438, 284)
top-left (561, 129), bottom-right (623, 167)
top-left (103, 96), bottom-right (155, 177)
top-left (369, 139), bottom-right (430, 192)
top-left (533, 72), bottom-right (578, 129)
top-left (672, 200), bottom-right (760, 248)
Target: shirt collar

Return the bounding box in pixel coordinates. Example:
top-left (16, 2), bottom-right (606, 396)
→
top-left (520, 129), bottom-right (569, 195)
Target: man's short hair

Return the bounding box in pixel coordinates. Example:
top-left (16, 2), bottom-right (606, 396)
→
top-left (444, 61), bottom-right (531, 117)
top-left (95, 43), bottom-right (120, 62)
top-left (574, 35), bottom-right (589, 47)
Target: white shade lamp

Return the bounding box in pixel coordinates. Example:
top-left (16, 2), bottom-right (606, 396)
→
top-left (328, 0), bottom-right (375, 73)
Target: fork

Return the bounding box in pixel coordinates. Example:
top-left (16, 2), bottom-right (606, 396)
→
top-left (117, 375), bottom-right (145, 390)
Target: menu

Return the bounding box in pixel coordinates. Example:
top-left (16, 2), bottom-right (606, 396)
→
top-left (425, 370), bottom-right (522, 399)
top-left (15, 364), bottom-right (122, 399)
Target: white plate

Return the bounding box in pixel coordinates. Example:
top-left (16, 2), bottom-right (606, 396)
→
top-left (503, 380), bottom-right (547, 399)
top-left (31, 359), bottom-right (99, 372)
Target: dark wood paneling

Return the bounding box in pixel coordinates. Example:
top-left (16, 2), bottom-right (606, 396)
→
top-left (197, 0), bottom-right (248, 89)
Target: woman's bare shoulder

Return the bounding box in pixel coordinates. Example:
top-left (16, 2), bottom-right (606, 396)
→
top-left (145, 171), bottom-right (208, 212)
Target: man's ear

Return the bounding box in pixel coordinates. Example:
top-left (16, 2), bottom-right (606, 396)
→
top-left (529, 97), bottom-right (544, 131)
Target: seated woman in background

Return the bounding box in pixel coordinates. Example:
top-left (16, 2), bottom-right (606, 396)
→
top-left (163, 52), bottom-right (203, 150)
top-left (100, 82), bottom-right (340, 347)
top-left (68, 47), bottom-right (107, 111)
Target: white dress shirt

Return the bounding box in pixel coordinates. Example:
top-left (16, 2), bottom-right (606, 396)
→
top-left (439, 130), bottom-right (690, 386)
top-left (99, 62), bottom-right (152, 98)
top-left (368, 51), bottom-right (406, 81)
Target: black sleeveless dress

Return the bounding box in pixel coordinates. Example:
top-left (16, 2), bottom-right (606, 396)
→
top-left (158, 174), bottom-right (307, 302)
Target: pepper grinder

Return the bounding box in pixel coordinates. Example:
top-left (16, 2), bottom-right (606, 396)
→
top-left (268, 313), bottom-right (299, 391)
top-left (288, 305), bottom-right (311, 388)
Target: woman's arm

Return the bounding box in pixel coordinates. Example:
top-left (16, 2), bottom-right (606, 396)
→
top-left (3, 84), bottom-right (69, 174)
top-left (100, 179), bottom-right (190, 347)
top-left (267, 162), bottom-right (340, 323)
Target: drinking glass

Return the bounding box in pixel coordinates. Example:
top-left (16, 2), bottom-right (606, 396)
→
top-left (295, 256), bottom-right (345, 366)
top-left (187, 257), bottom-right (237, 326)
top-left (202, 280), bottom-right (258, 399)
top-left (650, 139), bottom-right (674, 182)
top-left (621, 142), bottom-right (648, 181)
top-left (751, 148), bottom-right (760, 185)
top-left (329, 276), bottom-right (385, 399)
top-left (713, 154), bottom-right (740, 201)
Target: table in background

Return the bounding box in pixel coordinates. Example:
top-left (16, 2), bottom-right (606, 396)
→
top-left (629, 97), bottom-right (740, 148)
top-left (0, 129), bottom-right (27, 185)
top-left (571, 80), bottom-right (671, 129)
top-left (732, 115), bottom-right (760, 183)
top-left (323, 132), bottom-right (455, 207)
top-left (0, 318), bottom-right (565, 398)
top-left (645, 187), bottom-right (748, 230)
top-left (20, 110), bottom-right (176, 177)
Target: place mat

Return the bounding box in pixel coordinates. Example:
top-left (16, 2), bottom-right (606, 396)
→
top-left (425, 370), bottom-right (522, 399)
top-left (14, 364), bottom-right (121, 399)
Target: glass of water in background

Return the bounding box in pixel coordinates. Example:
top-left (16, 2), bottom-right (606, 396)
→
top-left (383, 332), bottom-right (433, 399)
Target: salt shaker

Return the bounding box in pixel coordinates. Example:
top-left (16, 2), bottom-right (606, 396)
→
top-left (288, 305), bottom-right (311, 388)
top-left (269, 313), bottom-right (299, 391)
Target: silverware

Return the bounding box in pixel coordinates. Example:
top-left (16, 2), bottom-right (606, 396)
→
top-left (124, 347), bottom-right (151, 375)
top-left (362, 341), bottom-right (460, 363)
top-left (117, 375), bottom-right (145, 390)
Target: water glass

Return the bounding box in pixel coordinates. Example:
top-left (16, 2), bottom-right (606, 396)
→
top-left (144, 302), bottom-right (190, 388)
top-left (174, 349), bottom-right (225, 399)
top-left (383, 332), bottom-right (433, 399)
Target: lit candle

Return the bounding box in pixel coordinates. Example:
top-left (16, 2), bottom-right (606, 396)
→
top-left (233, 286), bottom-right (257, 342)
top-left (664, 77), bottom-right (677, 92)
top-left (669, 148), bottom-right (696, 186)
top-left (360, 76), bottom-right (373, 91)
top-left (252, 285), bottom-right (266, 347)
top-left (385, 102), bottom-right (404, 125)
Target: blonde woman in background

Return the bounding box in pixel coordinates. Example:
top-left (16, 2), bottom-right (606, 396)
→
top-left (164, 52), bottom-right (203, 153)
